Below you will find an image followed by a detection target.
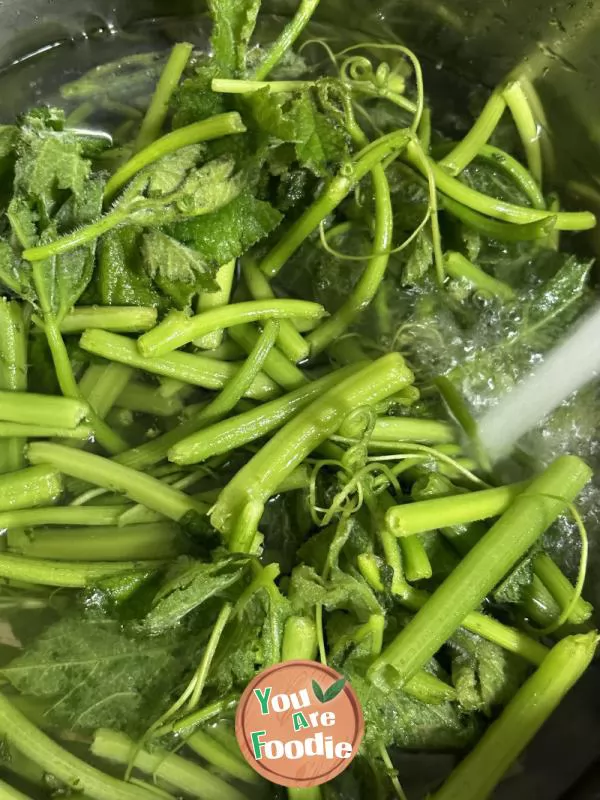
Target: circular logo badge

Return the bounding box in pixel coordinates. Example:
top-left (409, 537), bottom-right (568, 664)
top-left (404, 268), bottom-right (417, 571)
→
top-left (235, 660), bottom-right (364, 787)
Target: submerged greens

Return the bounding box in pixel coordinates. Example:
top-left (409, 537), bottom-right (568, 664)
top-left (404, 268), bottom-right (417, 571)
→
top-left (0, 1), bottom-right (596, 799)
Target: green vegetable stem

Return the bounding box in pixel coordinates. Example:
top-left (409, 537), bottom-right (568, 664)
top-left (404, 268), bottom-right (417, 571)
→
top-left (0, 391), bottom-right (88, 429)
top-left (195, 260), bottom-right (237, 350)
top-left (259, 130), bottom-right (410, 279)
top-left (370, 455), bottom-right (592, 684)
top-left (27, 442), bottom-right (206, 523)
top-left (211, 353), bottom-right (414, 535)
top-left (0, 300), bottom-right (28, 474)
top-left (186, 728), bottom-right (260, 785)
top-left (405, 141), bottom-right (595, 230)
top-left (0, 692), bottom-right (154, 800)
top-left (104, 112), bottom-right (247, 201)
top-left (228, 323), bottom-right (308, 391)
top-left (431, 632), bottom-right (598, 800)
top-left (92, 728), bottom-right (247, 800)
top-left (438, 88), bottom-right (507, 175)
top-left (168, 363), bottom-right (361, 466)
top-left (56, 306), bottom-right (158, 334)
top-left (386, 481), bottom-right (530, 537)
top-left (242, 260), bottom-right (310, 363)
top-left (253, 0), bottom-right (322, 80)
top-left (137, 299), bottom-right (326, 357)
top-left (134, 42), bottom-right (194, 153)
top-left (0, 553), bottom-right (159, 587)
top-left (79, 329), bottom-right (279, 399)
top-left (0, 465), bottom-right (62, 513)
top-left (444, 251), bottom-right (515, 301)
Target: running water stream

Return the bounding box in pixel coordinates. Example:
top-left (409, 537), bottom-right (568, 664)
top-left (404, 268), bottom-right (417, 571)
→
top-left (478, 305), bottom-right (600, 461)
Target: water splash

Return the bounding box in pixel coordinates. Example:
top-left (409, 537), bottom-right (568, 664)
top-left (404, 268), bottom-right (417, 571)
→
top-left (478, 305), bottom-right (600, 461)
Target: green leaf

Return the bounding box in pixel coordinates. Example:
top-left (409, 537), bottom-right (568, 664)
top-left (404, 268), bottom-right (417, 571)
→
top-left (1, 616), bottom-right (183, 733)
top-left (172, 64), bottom-right (228, 129)
top-left (142, 230), bottom-right (219, 309)
top-left (171, 189), bottom-right (283, 267)
top-left (0, 239), bottom-right (33, 300)
top-left (289, 565), bottom-right (382, 621)
top-left (402, 230), bottom-right (433, 285)
top-left (290, 92), bottom-right (348, 178)
top-left (144, 556), bottom-right (250, 634)
top-left (98, 227), bottom-right (161, 308)
top-left (39, 175), bottom-right (105, 320)
top-left (208, 0), bottom-right (261, 75)
top-left (0, 125), bottom-right (17, 161)
top-left (13, 113), bottom-right (91, 226)
top-left (323, 676), bottom-right (346, 702)
top-left (247, 88), bottom-right (349, 176)
top-left (312, 678), bottom-right (326, 703)
top-left (346, 657), bottom-right (479, 753)
top-left (449, 629), bottom-right (529, 715)
top-left (144, 144), bottom-right (206, 197)
top-left (493, 557), bottom-right (534, 605)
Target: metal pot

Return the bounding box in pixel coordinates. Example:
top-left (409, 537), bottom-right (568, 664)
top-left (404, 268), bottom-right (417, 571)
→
top-left (0, 0), bottom-right (599, 797)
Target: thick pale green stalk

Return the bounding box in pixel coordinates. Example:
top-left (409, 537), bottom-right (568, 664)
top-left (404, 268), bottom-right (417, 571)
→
top-left (0, 693), bottom-right (152, 800)
top-left (0, 466), bottom-right (62, 513)
top-left (503, 79), bottom-right (543, 187)
top-left (260, 131), bottom-right (410, 278)
top-left (400, 536), bottom-right (433, 582)
top-left (195, 260), bottom-right (236, 349)
top-left (0, 777), bottom-right (31, 799)
top-left (253, 0), bottom-right (321, 80)
top-left (386, 481), bottom-right (530, 537)
top-left (186, 730), bottom-right (259, 785)
top-left (431, 633), bottom-right (598, 800)
top-left (197, 320), bottom-right (280, 427)
top-left (370, 455), bottom-right (592, 683)
top-left (211, 354), bottom-right (414, 535)
top-left (405, 141), bottom-right (595, 230)
top-left (0, 391), bottom-right (88, 428)
top-left (228, 500), bottom-right (264, 553)
top-left (212, 78), bottom-right (314, 93)
top-left (138, 300), bottom-right (325, 358)
top-left (80, 363), bottom-right (134, 420)
top-left (58, 306), bottom-right (158, 334)
top-left (0, 505), bottom-right (127, 529)
top-left (242, 261), bottom-right (309, 363)
top-left (80, 329), bottom-right (279, 399)
top-left (9, 522), bottom-right (181, 561)
top-left (116, 382), bottom-right (183, 417)
top-left (445, 251), bottom-right (515, 300)
top-left (92, 729), bottom-right (246, 800)
top-left (134, 42), bottom-right (193, 152)
top-left (169, 364), bottom-right (361, 465)
top-left (0, 423), bottom-right (92, 440)
top-left (533, 552), bottom-right (593, 625)
top-left (281, 615), bottom-right (318, 661)
top-left (28, 442), bottom-right (205, 523)
top-left (438, 89), bottom-right (506, 175)
top-left (228, 323), bottom-right (307, 391)
top-left (360, 554), bottom-right (547, 665)
top-left (0, 300), bottom-right (28, 474)
top-left (103, 112), bottom-right (246, 200)
top-left (229, 325), bottom-right (308, 392)
top-left (343, 416), bottom-right (455, 445)
top-left (0, 553), bottom-right (156, 587)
